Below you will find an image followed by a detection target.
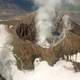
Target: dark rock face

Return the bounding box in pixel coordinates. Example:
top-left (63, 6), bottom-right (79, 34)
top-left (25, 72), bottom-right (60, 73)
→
top-left (16, 22), bottom-right (36, 42)
top-left (15, 12), bottom-right (36, 42)
top-left (73, 62), bottom-right (80, 72)
top-left (0, 75), bottom-right (6, 80)
top-left (70, 19), bottom-right (80, 36)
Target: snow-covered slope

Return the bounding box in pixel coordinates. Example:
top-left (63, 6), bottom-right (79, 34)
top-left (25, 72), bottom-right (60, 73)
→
top-left (8, 60), bottom-right (80, 80)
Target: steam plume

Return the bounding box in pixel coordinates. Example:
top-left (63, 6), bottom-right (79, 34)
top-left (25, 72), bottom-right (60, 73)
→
top-left (34, 0), bottom-right (62, 48)
top-left (34, 0), bottom-right (78, 48)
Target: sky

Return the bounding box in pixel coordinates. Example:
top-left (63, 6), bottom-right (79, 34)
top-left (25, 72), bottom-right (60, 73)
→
top-left (15, 0), bottom-right (35, 11)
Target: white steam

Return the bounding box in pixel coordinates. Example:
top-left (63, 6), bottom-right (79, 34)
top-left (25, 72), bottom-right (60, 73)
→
top-left (34, 0), bottom-right (61, 8)
top-left (34, 0), bottom-right (78, 48)
top-left (35, 8), bottom-right (55, 48)
top-left (35, 0), bottom-right (62, 48)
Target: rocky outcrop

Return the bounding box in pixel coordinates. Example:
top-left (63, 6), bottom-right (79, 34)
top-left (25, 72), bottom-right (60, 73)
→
top-left (0, 75), bottom-right (6, 80)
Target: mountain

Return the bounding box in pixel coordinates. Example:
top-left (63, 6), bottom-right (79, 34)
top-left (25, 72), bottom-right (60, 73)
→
top-left (0, 0), bottom-right (35, 20)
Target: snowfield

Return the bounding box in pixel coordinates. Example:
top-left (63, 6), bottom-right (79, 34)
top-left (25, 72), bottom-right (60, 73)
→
top-left (12, 60), bottom-right (80, 80)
